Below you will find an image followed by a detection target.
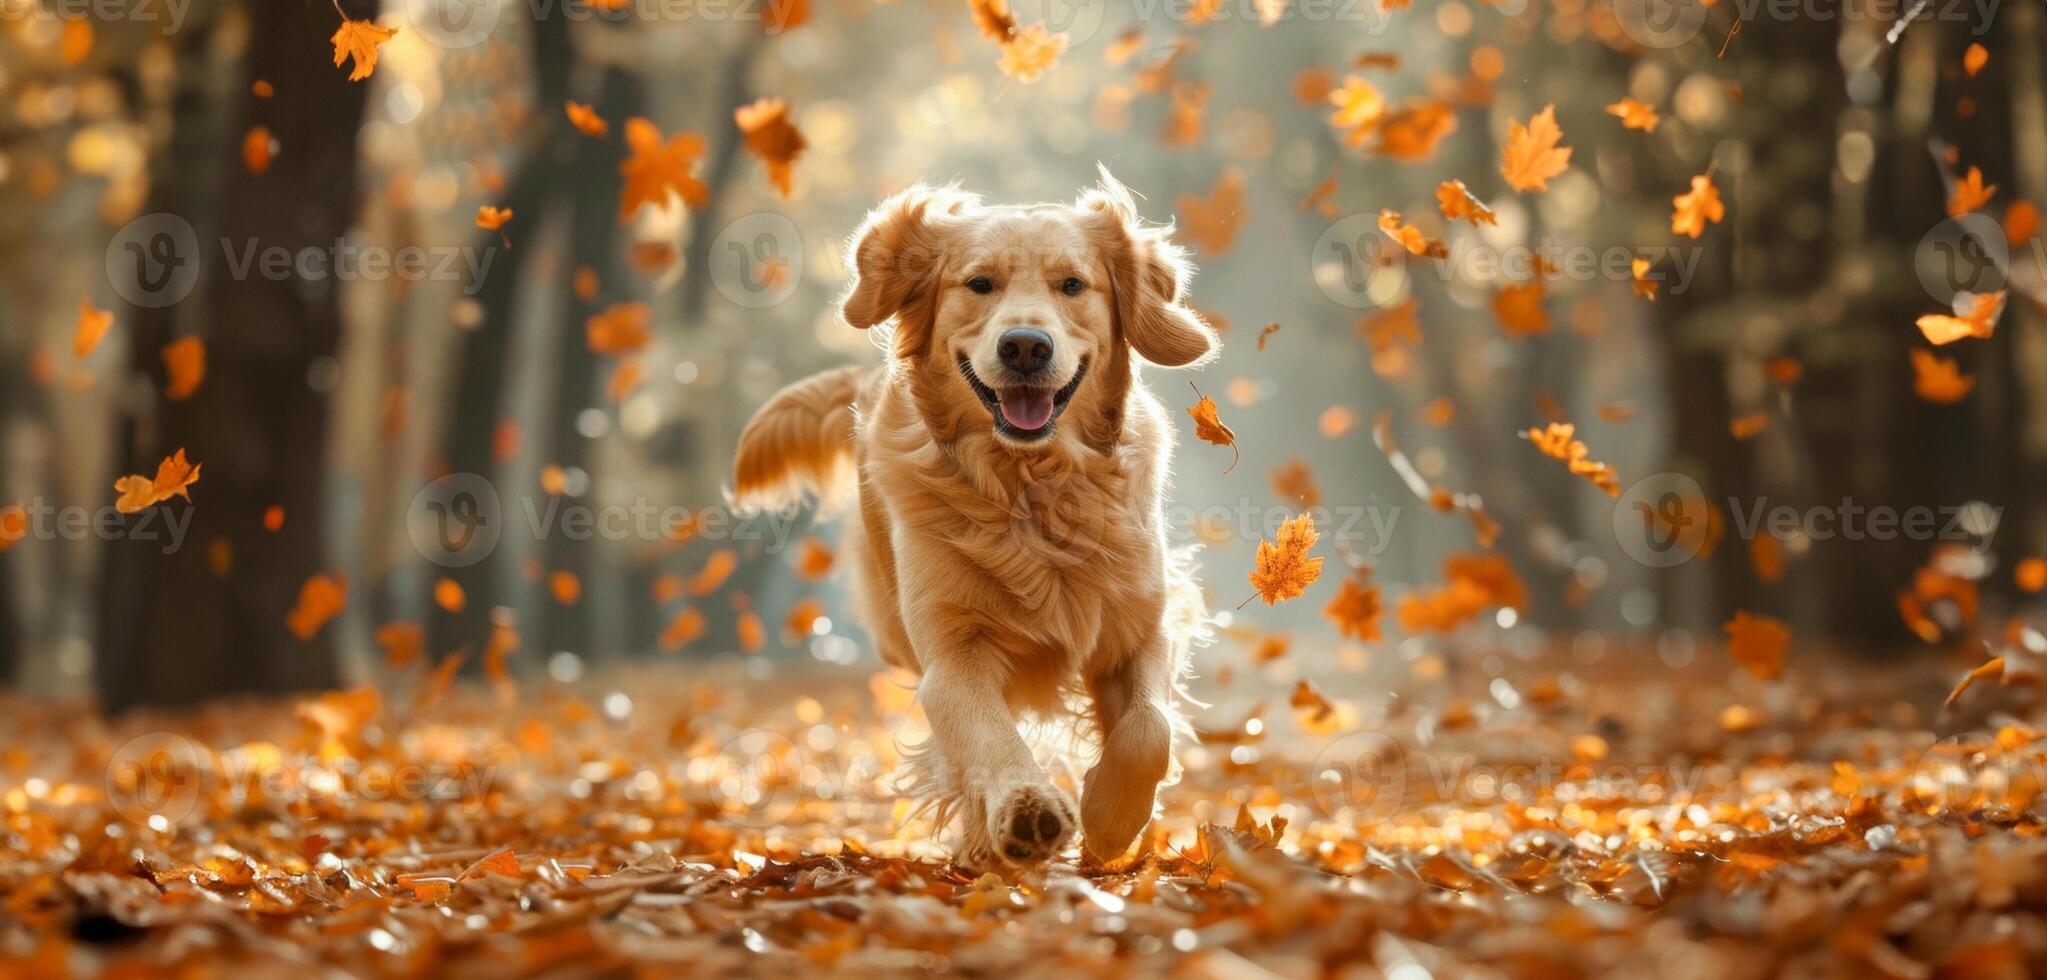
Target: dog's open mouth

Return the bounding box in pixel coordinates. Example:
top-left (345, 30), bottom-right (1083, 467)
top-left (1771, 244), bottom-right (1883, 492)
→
top-left (959, 357), bottom-right (1087, 441)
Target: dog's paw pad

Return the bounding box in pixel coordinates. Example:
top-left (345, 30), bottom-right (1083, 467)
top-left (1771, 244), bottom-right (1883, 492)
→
top-left (992, 785), bottom-right (1075, 865)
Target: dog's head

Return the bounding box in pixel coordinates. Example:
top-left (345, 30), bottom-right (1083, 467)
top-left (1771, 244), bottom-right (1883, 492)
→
top-left (840, 168), bottom-right (1217, 451)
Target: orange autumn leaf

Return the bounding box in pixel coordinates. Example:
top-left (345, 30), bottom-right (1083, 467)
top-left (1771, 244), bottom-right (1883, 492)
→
top-left (564, 100), bottom-right (608, 136)
top-left (285, 573), bottom-right (347, 642)
top-left (1911, 348), bottom-right (1974, 403)
top-left (475, 206), bottom-right (513, 231)
top-left (1630, 257), bottom-right (1658, 300)
top-left (969, 0), bottom-right (1017, 40)
top-left (1373, 100), bottom-right (1457, 161)
top-left (74, 300), bottom-right (113, 359)
top-left (549, 571), bottom-right (582, 606)
top-left (1292, 67), bottom-right (1334, 104)
top-left (1378, 210), bottom-right (1446, 258)
top-left (1948, 165), bottom-right (1995, 216)
top-left (262, 505), bottom-right (284, 531)
top-left (796, 537), bottom-right (835, 579)
top-left (1289, 679), bottom-right (1335, 726)
top-left (1175, 168), bottom-right (1247, 257)
top-left (585, 302), bottom-right (652, 355)
top-left (376, 621), bottom-right (423, 669)
top-left (1725, 611), bottom-right (1790, 681)
top-left (242, 126), bottom-right (274, 174)
top-left (418, 651), bottom-right (465, 707)
top-left (1327, 75), bottom-right (1385, 144)
top-left (161, 336), bottom-right (205, 400)
top-left (687, 549), bottom-right (738, 596)
top-left (763, 0), bottom-right (808, 31)
top-left (1186, 383), bottom-right (1239, 473)
top-left (2005, 200), bottom-right (2039, 247)
top-left (329, 17), bottom-right (397, 82)
top-left (434, 577), bottom-right (466, 613)
top-left (734, 97), bottom-right (807, 198)
top-left (113, 449), bottom-right (201, 513)
top-left (737, 610), bottom-right (767, 653)
top-left (1270, 459), bottom-right (1321, 508)
top-left (1525, 422), bottom-right (1619, 495)
top-left (608, 358), bottom-right (644, 402)
top-left (1435, 179), bottom-right (1496, 226)
top-left (1494, 281), bottom-right (1549, 337)
top-left (1246, 514), bottom-right (1323, 607)
top-left (1728, 413), bottom-right (1768, 440)
top-left (997, 23), bottom-right (1066, 82)
top-left (2015, 557), bottom-right (2047, 593)
top-left (1500, 104), bottom-right (1571, 192)
top-left (1917, 290), bottom-right (2005, 345)
top-left (659, 607), bottom-right (707, 652)
top-left (1323, 575), bottom-right (1382, 641)
top-left (651, 573), bottom-right (685, 603)
top-left (0, 506), bottom-right (26, 553)
top-left (1963, 42), bottom-right (1989, 77)
top-left (1750, 533), bottom-right (1785, 584)
top-left (1604, 97), bottom-right (1659, 132)
top-left (619, 118), bottom-right (708, 219)
top-left (1945, 656), bottom-right (2005, 709)
top-left (1672, 173), bottom-right (1725, 238)
top-left (785, 598), bottom-right (825, 638)
top-left (462, 848), bottom-right (521, 881)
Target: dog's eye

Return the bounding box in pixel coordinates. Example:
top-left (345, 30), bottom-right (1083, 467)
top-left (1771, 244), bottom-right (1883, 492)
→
top-left (1061, 277), bottom-right (1085, 296)
top-left (967, 275), bottom-right (995, 294)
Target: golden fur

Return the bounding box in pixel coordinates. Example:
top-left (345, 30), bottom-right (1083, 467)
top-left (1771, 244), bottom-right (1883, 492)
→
top-left (734, 170), bottom-right (1215, 869)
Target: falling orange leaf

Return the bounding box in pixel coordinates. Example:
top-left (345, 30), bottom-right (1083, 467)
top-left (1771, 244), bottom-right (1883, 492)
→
top-left (1270, 459), bottom-right (1321, 508)
top-left (586, 302), bottom-right (652, 355)
top-left (619, 118), bottom-right (708, 219)
top-left (1327, 75), bottom-right (1385, 145)
top-left (1176, 168), bottom-right (1247, 256)
top-left (734, 97), bottom-right (807, 198)
top-left (2005, 200), bottom-right (2038, 247)
top-left (1246, 514), bottom-right (1323, 607)
top-left (1435, 179), bottom-right (1496, 226)
top-left (74, 300), bottom-right (112, 359)
top-left (1378, 210), bottom-right (1446, 258)
top-left (1525, 423), bottom-right (1619, 495)
top-left (1323, 575), bottom-right (1381, 641)
top-left (1630, 257), bottom-right (1658, 300)
top-left (797, 537), bottom-right (835, 579)
top-left (161, 336), bottom-right (205, 400)
top-left (1672, 173), bottom-right (1725, 238)
top-left (1948, 166), bottom-right (1995, 216)
top-left (262, 505), bottom-right (285, 532)
top-left (687, 549), bottom-right (739, 596)
top-left (376, 621), bottom-right (423, 669)
top-left (1917, 290), bottom-right (2006, 345)
top-left (113, 449), bottom-right (201, 513)
top-left (2015, 557), bottom-right (2047, 593)
top-left (1500, 104), bottom-right (1571, 192)
top-left (1604, 98), bottom-right (1659, 132)
top-left (1911, 348), bottom-right (1974, 403)
top-left (565, 101), bottom-right (608, 136)
top-left (1963, 43), bottom-right (1989, 77)
top-left (286, 573), bottom-right (347, 642)
top-left (1750, 534), bottom-right (1785, 584)
top-left (1728, 413), bottom-right (1768, 440)
top-left (1494, 281), bottom-right (1549, 337)
top-left (0, 506), bottom-right (26, 553)
top-left (1725, 611), bottom-right (1790, 681)
top-left (1186, 383), bottom-right (1239, 473)
top-left (659, 608), bottom-right (707, 652)
top-left (434, 577), bottom-right (466, 613)
top-left (242, 127), bottom-right (274, 174)
top-left (1373, 100), bottom-right (1457, 161)
top-left (329, 17), bottom-right (397, 82)
top-left (549, 571), bottom-right (582, 606)
top-left (475, 206), bottom-right (513, 231)
top-left (1946, 656), bottom-right (2005, 709)
top-left (997, 23), bottom-right (1066, 83)
top-left (608, 358), bottom-right (644, 402)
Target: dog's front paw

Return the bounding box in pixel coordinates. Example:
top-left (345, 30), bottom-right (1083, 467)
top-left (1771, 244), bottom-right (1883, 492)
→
top-left (988, 783), bottom-right (1076, 866)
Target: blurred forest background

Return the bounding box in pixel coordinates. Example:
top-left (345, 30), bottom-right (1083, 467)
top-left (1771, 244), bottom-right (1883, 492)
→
top-left (0, 0), bottom-right (2040, 712)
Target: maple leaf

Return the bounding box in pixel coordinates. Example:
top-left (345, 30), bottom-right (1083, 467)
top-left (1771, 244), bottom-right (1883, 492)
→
top-left (1500, 104), bottom-right (1571, 192)
top-left (969, 0), bottom-right (1017, 40)
top-left (1246, 513), bottom-right (1323, 607)
top-left (1494, 281), bottom-right (1549, 336)
top-left (1628, 257), bottom-right (1659, 301)
top-left (1671, 173), bottom-right (1725, 238)
top-left (1525, 423), bottom-right (1618, 495)
top-left (1270, 459), bottom-right (1321, 507)
top-left (997, 23), bottom-right (1066, 82)
top-left (585, 301), bottom-right (652, 355)
top-left (1323, 576), bottom-right (1382, 641)
top-left (286, 573), bottom-right (347, 642)
top-left (1161, 81), bottom-right (1210, 147)
top-left (564, 100), bottom-right (608, 136)
top-left (1916, 289), bottom-right (2006, 345)
top-left (1378, 210), bottom-right (1447, 258)
top-left (74, 300), bottom-right (112, 359)
top-left (619, 118), bottom-right (708, 219)
top-left (1724, 611), bottom-right (1790, 681)
top-left (1373, 100), bottom-right (1456, 161)
top-left (1327, 75), bottom-right (1385, 143)
top-left (1604, 97), bottom-right (1659, 132)
top-left (1175, 168), bottom-right (1247, 256)
top-left (475, 206), bottom-right (513, 231)
top-left (1911, 348), bottom-right (1973, 403)
top-left (329, 17), bottom-right (397, 83)
top-left (1948, 165), bottom-right (1995, 216)
top-left (1289, 679), bottom-right (1336, 727)
top-left (161, 336), bottom-right (204, 400)
top-left (734, 97), bottom-right (807, 198)
top-left (113, 449), bottom-right (201, 513)
top-left (1186, 382), bottom-right (1240, 473)
top-left (1435, 179), bottom-right (1496, 226)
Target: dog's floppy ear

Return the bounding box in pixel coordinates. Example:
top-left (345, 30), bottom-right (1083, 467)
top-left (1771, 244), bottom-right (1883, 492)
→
top-left (841, 183), bottom-right (975, 356)
top-left (1080, 167), bottom-right (1218, 369)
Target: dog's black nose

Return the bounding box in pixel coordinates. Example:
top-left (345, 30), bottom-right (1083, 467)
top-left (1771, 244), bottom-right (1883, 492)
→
top-left (997, 328), bottom-right (1054, 375)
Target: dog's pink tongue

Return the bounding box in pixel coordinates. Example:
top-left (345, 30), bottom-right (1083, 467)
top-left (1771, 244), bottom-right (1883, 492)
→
top-left (999, 389), bottom-right (1055, 430)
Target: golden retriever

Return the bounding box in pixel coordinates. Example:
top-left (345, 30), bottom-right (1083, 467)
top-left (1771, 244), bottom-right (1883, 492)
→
top-left (732, 170), bottom-right (1215, 869)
